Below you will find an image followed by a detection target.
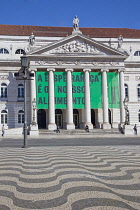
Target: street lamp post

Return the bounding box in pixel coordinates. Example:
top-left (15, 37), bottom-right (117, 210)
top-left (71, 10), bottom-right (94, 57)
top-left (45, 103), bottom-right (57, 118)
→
top-left (21, 56), bottom-right (29, 148)
top-left (14, 56), bottom-right (34, 147)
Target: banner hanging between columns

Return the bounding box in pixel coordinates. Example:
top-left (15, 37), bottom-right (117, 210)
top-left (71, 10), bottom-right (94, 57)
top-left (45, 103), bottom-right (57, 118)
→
top-left (36, 71), bottom-right (120, 109)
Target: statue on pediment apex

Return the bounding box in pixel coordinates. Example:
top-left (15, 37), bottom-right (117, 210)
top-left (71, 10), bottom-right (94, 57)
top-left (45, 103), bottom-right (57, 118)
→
top-left (73, 16), bottom-right (79, 31)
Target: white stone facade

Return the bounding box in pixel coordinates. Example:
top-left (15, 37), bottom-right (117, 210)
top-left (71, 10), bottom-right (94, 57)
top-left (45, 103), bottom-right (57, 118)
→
top-left (0, 24), bottom-right (140, 134)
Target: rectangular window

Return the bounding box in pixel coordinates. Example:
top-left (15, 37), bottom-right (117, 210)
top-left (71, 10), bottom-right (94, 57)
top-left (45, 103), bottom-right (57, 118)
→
top-left (21, 88), bottom-right (24, 97)
top-left (1, 115), bottom-right (4, 124)
top-left (138, 88), bottom-right (140, 97)
top-left (18, 115), bottom-right (21, 123)
top-left (18, 114), bottom-right (24, 123)
top-left (1, 88), bottom-right (4, 98)
top-left (1, 88), bottom-right (7, 98)
top-left (5, 115), bottom-right (7, 124)
top-left (125, 89), bottom-right (128, 98)
top-left (18, 88), bottom-right (24, 98)
top-left (22, 114), bottom-right (24, 123)
top-left (18, 89), bottom-right (20, 97)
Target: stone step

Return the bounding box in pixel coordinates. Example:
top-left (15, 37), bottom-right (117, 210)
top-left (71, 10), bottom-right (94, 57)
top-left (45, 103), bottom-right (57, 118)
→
top-left (39, 128), bottom-right (120, 135)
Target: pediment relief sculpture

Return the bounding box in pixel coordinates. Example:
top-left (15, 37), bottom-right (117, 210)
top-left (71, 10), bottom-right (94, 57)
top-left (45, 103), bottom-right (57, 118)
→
top-left (45, 40), bottom-right (105, 55)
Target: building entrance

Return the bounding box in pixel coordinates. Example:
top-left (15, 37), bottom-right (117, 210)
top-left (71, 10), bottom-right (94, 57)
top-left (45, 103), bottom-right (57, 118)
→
top-left (55, 109), bottom-right (63, 128)
top-left (73, 109), bottom-right (79, 128)
top-left (91, 109), bottom-right (95, 127)
top-left (37, 109), bottom-right (46, 129)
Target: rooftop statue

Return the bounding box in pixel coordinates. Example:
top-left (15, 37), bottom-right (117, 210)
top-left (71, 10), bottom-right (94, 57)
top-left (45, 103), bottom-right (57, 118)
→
top-left (73, 16), bottom-right (79, 31)
top-left (29, 32), bottom-right (35, 46)
top-left (118, 35), bottom-right (123, 48)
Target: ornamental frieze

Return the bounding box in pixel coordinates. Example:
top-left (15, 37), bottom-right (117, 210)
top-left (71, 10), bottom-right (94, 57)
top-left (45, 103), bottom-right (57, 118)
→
top-left (124, 76), bottom-right (129, 81)
top-left (0, 75), bottom-right (8, 80)
top-left (135, 76), bottom-right (140, 81)
top-left (35, 60), bottom-right (120, 66)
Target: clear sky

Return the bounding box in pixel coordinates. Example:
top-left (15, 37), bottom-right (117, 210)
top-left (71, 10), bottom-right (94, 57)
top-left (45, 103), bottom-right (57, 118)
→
top-left (1, 0), bottom-right (140, 29)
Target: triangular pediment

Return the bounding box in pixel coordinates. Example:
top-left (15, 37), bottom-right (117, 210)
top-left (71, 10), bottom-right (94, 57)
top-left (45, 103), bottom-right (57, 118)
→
top-left (29, 33), bottom-right (128, 57)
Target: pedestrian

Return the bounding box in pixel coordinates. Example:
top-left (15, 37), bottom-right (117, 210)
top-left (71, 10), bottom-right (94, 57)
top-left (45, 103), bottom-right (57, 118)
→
top-left (2, 124), bottom-right (5, 137)
top-left (85, 124), bottom-right (89, 132)
top-left (133, 124), bottom-right (137, 135)
top-left (54, 126), bottom-right (60, 133)
top-left (56, 126), bottom-right (60, 133)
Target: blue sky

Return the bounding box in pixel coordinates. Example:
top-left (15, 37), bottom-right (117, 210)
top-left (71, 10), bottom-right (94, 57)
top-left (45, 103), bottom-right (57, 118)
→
top-left (1, 0), bottom-right (140, 29)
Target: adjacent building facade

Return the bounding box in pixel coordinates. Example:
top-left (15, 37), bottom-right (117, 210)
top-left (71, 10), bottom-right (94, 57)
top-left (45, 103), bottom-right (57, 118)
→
top-left (0, 21), bottom-right (140, 134)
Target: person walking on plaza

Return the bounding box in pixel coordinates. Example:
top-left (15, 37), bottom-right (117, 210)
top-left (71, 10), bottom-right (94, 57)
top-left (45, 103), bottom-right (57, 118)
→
top-left (133, 124), bottom-right (137, 135)
top-left (2, 124), bottom-right (5, 137)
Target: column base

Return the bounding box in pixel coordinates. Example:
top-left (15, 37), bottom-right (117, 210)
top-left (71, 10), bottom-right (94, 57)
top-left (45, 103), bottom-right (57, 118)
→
top-left (123, 125), bottom-right (134, 135)
top-left (119, 123), bottom-right (125, 128)
top-left (66, 123), bottom-right (75, 130)
top-left (80, 122), bottom-right (85, 129)
top-left (95, 123), bottom-right (102, 129)
top-left (48, 123), bottom-right (56, 131)
top-left (102, 123), bottom-right (111, 129)
top-left (30, 124), bottom-right (39, 135)
top-left (112, 123), bottom-right (119, 128)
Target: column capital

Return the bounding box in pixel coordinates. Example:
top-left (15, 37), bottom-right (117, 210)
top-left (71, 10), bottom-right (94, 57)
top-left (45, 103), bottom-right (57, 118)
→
top-left (65, 68), bottom-right (73, 72)
top-left (118, 68), bottom-right (125, 73)
top-left (47, 68), bottom-right (55, 72)
top-left (101, 69), bottom-right (109, 72)
top-left (30, 69), bottom-right (37, 72)
top-left (29, 67), bottom-right (37, 72)
top-left (83, 68), bottom-right (91, 72)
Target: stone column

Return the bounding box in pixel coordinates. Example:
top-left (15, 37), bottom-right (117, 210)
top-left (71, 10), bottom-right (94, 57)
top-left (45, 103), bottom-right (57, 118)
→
top-left (47, 68), bottom-right (56, 130)
top-left (83, 69), bottom-right (93, 129)
top-left (30, 69), bottom-right (39, 135)
top-left (65, 68), bottom-right (75, 129)
top-left (101, 69), bottom-right (111, 129)
top-left (119, 69), bottom-right (125, 125)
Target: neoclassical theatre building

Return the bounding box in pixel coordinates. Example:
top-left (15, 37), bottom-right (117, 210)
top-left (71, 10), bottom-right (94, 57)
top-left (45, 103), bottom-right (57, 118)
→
top-left (0, 19), bottom-right (140, 134)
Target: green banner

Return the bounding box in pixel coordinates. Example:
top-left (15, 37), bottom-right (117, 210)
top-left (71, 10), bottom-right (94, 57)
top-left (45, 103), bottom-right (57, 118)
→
top-left (36, 71), bottom-right (120, 109)
top-left (36, 72), bottom-right (48, 109)
top-left (107, 72), bottom-right (120, 108)
top-left (90, 72), bottom-right (102, 108)
top-left (72, 72), bottom-right (85, 109)
top-left (54, 72), bottom-right (67, 109)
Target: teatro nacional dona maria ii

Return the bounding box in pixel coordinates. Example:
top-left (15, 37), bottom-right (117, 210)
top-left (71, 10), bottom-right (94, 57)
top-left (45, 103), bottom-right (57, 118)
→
top-left (0, 17), bottom-right (140, 135)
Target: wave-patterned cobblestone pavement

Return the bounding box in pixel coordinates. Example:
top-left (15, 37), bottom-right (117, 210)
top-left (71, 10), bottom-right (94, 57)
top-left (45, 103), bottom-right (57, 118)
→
top-left (0, 146), bottom-right (140, 210)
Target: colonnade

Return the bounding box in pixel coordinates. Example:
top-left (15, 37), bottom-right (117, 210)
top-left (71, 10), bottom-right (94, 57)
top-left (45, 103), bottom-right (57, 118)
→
top-left (30, 68), bottom-right (125, 130)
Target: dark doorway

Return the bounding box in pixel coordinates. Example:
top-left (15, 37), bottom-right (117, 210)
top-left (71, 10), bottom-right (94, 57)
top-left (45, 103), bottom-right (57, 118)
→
top-left (37, 109), bottom-right (46, 129)
top-left (91, 109), bottom-right (95, 126)
top-left (73, 109), bottom-right (79, 128)
top-left (108, 109), bottom-right (111, 124)
top-left (55, 109), bottom-right (63, 128)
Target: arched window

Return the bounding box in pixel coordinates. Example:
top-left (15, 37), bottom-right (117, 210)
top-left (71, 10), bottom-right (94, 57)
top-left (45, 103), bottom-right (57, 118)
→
top-left (1, 83), bottom-right (7, 98)
top-left (18, 84), bottom-right (24, 98)
top-left (134, 51), bottom-right (140, 56)
top-left (124, 84), bottom-right (128, 100)
top-left (18, 110), bottom-right (24, 123)
top-left (138, 110), bottom-right (140, 122)
top-left (1, 110), bottom-right (7, 124)
top-left (137, 84), bottom-right (140, 101)
top-left (15, 49), bottom-right (25, 54)
top-left (0, 48), bottom-right (9, 54)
